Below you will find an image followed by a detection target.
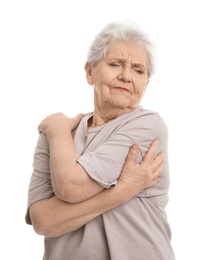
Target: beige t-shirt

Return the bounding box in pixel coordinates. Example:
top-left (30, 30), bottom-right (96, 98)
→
top-left (25, 106), bottom-right (175, 260)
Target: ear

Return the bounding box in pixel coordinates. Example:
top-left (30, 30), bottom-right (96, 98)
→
top-left (84, 63), bottom-right (93, 85)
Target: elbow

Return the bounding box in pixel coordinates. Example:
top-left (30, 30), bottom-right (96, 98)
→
top-left (55, 184), bottom-right (83, 203)
top-left (31, 216), bottom-right (55, 237)
top-left (30, 209), bottom-right (47, 236)
top-left (32, 222), bottom-right (46, 236)
top-left (29, 204), bottom-right (53, 237)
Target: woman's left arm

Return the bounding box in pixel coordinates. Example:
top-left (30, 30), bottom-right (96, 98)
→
top-left (38, 113), bottom-right (104, 203)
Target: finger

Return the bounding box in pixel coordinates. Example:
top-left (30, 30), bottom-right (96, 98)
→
top-left (153, 151), bottom-right (164, 168)
top-left (158, 161), bottom-right (164, 173)
top-left (143, 139), bottom-right (158, 162)
top-left (124, 144), bottom-right (139, 165)
top-left (153, 161), bottom-right (164, 179)
top-left (75, 113), bottom-right (85, 121)
top-left (149, 161), bottom-right (164, 187)
top-left (71, 114), bottom-right (85, 130)
top-left (150, 177), bottom-right (161, 187)
top-left (37, 118), bottom-right (46, 133)
top-left (37, 123), bottom-right (42, 133)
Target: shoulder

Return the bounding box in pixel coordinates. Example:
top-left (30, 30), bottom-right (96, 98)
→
top-left (117, 106), bottom-right (168, 132)
top-left (135, 106), bottom-right (166, 123)
top-left (137, 106), bottom-right (169, 138)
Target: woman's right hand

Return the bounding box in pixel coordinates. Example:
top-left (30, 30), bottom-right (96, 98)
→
top-left (38, 113), bottom-right (85, 138)
top-left (117, 140), bottom-right (164, 196)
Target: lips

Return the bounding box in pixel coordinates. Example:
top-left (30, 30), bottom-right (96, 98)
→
top-left (113, 87), bottom-right (130, 92)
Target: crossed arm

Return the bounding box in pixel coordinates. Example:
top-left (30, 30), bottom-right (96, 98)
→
top-left (29, 113), bottom-right (163, 237)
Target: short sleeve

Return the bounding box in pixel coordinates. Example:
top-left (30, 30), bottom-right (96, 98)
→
top-left (25, 133), bottom-right (54, 225)
top-left (77, 111), bottom-right (161, 189)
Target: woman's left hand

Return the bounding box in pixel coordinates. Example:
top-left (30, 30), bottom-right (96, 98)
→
top-left (38, 113), bottom-right (85, 137)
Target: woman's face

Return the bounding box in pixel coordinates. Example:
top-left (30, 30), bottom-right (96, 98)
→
top-left (85, 40), bottom-right (149, 112)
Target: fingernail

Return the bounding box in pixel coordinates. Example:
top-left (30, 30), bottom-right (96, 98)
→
top-left (132, 144), bottom-right (137, 149)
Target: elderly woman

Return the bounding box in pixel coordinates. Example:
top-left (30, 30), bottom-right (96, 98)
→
top-left (26, 21), bottom-right (175, 259)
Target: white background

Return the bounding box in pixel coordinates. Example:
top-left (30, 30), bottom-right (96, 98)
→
top-left (1, 0), bottom-right (206, 259)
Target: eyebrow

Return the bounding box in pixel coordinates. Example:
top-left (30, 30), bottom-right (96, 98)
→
top-left (108, 58), bottom-right (146, 70)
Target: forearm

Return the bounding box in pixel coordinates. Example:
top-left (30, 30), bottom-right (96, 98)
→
top-left (48, 132), bottom-right (79, 197)
top-left (30, 180), bottom-right (140, 238)
top-left (48, 132), bottom-right (103, 202)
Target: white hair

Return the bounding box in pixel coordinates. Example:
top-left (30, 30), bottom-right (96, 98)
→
top-left (86, 20), bottom-right (155, 78)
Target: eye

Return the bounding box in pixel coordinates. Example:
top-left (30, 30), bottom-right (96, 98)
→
top-left (134, 69), bottom-right (144, 74)
top-left (133, 67), bottom-right (145, 75)
top-left (109, 62), bottom-right (121, 67)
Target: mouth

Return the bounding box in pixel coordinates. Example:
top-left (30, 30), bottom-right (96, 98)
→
top-left (113, 87), bottom-right (130, 93)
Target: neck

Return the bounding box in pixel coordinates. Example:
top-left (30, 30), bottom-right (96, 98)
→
top-left (91, 106), bottom-right (135, 127)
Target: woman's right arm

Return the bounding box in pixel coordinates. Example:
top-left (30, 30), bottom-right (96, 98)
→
top-left (30, 141), bottom-right (163, 237)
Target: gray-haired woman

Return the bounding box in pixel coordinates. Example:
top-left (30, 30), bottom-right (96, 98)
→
top-left (26, 20), bottom-right (175, 260)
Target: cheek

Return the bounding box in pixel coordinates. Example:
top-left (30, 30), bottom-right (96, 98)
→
top-left (93, 72), bottom-right (112, 92)
top-left (132, 82), bottom-right (148, 103)
top-left (93, 79), bottom-right (109, 99)
top-left (93, 78), bottom-right (104, 94)
top-left (134, 83), bottom-right (146, 96)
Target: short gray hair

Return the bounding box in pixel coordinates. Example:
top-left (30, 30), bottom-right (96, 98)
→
top-left (86, 20), bottom-right (155, 78)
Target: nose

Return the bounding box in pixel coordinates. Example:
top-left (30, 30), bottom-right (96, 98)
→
top-left (117, 66), bottom-right (132, 82)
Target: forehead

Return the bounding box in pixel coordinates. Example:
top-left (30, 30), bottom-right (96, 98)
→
top-left (105, 40), bottom-right (149, 64)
